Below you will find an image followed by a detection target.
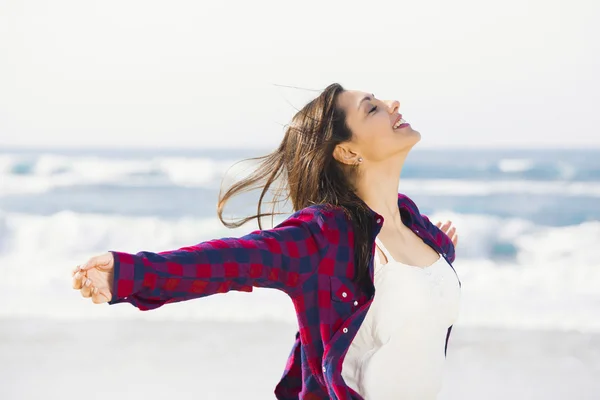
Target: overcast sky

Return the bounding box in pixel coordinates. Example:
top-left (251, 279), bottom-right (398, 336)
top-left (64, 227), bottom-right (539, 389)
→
top-left (0, 0), bottom-right (598, 149)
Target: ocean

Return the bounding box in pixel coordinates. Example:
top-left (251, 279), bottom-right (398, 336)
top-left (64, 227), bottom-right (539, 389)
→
top-left (1, 147), bottom-right (599, 332)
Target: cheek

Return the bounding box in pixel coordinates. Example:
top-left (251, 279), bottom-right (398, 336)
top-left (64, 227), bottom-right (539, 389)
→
top-left (376, 121), bottom-right (399, 144)
top-left (372, 128), bottom-right (419, 159)
top-left (362, 133), bottom-right (396, 161)
top-left (355, 121), bottom-right (397, 159)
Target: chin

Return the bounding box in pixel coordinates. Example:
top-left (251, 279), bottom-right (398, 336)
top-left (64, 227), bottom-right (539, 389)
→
top-left (406, 128), bottom-right (421, 144)
top-left (408, 126), bottom-right (420, 135)
top-left (394, 127), bottom-right (421, 150)
top-left (403, 131), bottom-right (421, 152)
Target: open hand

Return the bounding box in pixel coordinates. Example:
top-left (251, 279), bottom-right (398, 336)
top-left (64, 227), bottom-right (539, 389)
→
top-left (436, 220), bottom-right (458, 248)
top-left (71, 252), bottom-right (115, 304)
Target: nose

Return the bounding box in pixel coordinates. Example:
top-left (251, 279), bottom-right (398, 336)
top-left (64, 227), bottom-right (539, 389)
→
top-left (385, 100), bottom-right (400, 114)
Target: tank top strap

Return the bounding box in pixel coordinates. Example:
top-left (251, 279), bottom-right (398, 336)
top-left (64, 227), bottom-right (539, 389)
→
top-left (374, 236), bottom-right (396, 264)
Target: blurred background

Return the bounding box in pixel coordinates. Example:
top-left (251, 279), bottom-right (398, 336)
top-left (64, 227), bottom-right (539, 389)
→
top-left (1, 0), bottom-right (599, 399)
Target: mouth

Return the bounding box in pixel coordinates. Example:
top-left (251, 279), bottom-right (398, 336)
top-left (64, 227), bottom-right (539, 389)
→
top-left (393, 114), bottom-right (410, 130)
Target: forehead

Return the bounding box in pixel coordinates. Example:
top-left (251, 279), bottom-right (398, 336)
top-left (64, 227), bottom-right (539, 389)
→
top-left (337, 90), bottom-right (370, 115)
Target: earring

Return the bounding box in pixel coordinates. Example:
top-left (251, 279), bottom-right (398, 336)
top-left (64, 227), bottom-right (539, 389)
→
top-left (358, 157), bottom-right (363, 163)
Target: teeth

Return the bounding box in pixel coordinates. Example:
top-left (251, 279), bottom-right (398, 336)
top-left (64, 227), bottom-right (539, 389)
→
top-left (393, 118), bottom-right (406, 129)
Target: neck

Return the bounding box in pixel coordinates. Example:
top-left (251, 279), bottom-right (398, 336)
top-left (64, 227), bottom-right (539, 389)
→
top-left (353, 152), bottom-right (408, 226)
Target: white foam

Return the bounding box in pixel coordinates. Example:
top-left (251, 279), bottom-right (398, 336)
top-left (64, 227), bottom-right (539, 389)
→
top-left (498, 158), bottom-right (535, 173)
top-left (401, 179), bottom-right (600, 196)
top-left (0, 154), bottom-right (239, 195)
top-left (455, 258), bottom-right (600, 332)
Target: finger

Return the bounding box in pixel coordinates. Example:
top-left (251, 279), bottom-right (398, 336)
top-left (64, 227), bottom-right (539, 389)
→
top-left (448, 226), bottom-right (456, 237)
top-left (91, 286), bottom-right (106, 304)
top-left (441, 220), bottom-right (452, 232)
top-left (72, 271), bottom-right (87, 290)
top-left (435, 221), bottom-right (442, 228)
top-left (80, 253), bottom-right (112, 271)
top-left (80, 287), bottom-right (92, 298)
top-left (72, 265), bottom-right (81, 277)
top-left (453, 233), bottom-right (459, 248)
top-left (80, 278), bottom-right (93, 298)
top-left (72, 276), bottom-right (82, 290)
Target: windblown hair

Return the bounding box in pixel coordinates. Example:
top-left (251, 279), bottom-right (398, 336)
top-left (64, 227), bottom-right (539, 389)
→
top-left (217, 83), bottom-right (374, 283)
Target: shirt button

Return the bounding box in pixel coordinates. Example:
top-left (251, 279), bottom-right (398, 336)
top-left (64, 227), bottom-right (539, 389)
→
top-left (342, 292), bottom-right (347, 298)
top-left (342, 327), bottom-right (348, 333)
top-left (322, 366), bottom-right (326, 372)
top-left (376, 218), bottom-right (381, 224)
top-left (353, 300), bottom-right (358, 306)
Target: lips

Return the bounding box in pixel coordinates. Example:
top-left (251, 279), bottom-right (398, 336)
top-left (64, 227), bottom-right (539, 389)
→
top-left (393, 114), bottom-right (410, 129)
top-left (393, 114), bottom-right (403, 127)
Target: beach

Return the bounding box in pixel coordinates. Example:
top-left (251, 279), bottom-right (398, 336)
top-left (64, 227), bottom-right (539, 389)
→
top-left (1, 318), bottom-right (598, 400)
top-left (1, 148), bottom-right (599, 399)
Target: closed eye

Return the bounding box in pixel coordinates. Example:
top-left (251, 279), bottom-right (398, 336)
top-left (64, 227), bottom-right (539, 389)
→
top-left (369, 105), bottom-right (378, 114)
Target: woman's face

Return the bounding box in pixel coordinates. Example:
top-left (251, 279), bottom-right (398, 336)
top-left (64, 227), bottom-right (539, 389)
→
top-left (334, 90), bottom-right (421, 165)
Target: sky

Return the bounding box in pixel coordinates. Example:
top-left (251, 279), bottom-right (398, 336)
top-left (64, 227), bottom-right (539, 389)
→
top-left (0, 0), bottom-right (598, 149)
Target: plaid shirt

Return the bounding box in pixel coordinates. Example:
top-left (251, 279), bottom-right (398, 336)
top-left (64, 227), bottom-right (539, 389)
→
top-left (108, 193), bottom-right (460, 399)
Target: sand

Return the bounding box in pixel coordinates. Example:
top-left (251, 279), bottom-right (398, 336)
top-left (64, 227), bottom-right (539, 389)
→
top-left (1, 318), bottom-right (599, 400)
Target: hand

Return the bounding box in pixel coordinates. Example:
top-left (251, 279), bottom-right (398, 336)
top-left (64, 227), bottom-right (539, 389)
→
top-left (435, 220), bottom-right (458, 248)
top-left (71, 252), bottom-right (115, 304)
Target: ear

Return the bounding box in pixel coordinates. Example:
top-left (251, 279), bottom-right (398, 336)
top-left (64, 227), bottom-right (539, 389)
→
top-left (333, 144), bottom-right (360, 166)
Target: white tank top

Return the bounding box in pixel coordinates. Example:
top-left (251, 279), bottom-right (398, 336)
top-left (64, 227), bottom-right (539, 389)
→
top-left (341, 236), bottom-right (461, 400)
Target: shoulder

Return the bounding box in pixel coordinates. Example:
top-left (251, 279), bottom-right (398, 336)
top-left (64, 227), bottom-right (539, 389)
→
top-left (397, 192), bottom-right (424, 219)
top-left (291, 204), bottom-right (349, 224)
top-left (286, 204), bottom-right (350, 243)
top-left (398, 192), bottom-right (456, 261)
top-left (397, 192), bottom-right (436, 231)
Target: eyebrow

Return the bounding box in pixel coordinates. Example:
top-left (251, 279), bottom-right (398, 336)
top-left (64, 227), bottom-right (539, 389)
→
top-left (358, 93), bottom-right (375, 111)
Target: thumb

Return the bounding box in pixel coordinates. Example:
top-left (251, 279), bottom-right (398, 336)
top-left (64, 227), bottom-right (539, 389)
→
top-left (80, 252), bottom-right (113, 272)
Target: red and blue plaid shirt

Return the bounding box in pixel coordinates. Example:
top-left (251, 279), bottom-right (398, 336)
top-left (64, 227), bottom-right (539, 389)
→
top-left (108, 193), bottom-right (460, 399)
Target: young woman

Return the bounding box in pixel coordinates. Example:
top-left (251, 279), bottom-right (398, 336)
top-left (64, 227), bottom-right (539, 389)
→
top-left (71, 83), bottom-right (460, 400)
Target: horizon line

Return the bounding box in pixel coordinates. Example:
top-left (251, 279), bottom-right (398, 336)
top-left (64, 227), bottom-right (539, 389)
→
top-left (2, 144), bottom-right (600, 152)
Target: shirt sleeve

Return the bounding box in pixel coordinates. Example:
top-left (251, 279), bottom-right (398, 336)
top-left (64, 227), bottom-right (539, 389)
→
top-left (107, 207), bottom-right (333, 311)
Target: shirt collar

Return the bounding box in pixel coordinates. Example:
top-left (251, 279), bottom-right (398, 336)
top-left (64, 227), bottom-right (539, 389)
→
top-left (364, 194), bottom-right (415, 228)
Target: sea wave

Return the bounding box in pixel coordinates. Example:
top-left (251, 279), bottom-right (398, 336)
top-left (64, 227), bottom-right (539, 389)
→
top-left (0, 210), bottom-right (597, 265)
top-left (2, 153), bottom-right (600, 197)
top-left (0, 154), bottom-right (243, 195)
top-left (4, 175), bottom-right (600, 199)
top-left (497, 158), bottom-right (536, 173)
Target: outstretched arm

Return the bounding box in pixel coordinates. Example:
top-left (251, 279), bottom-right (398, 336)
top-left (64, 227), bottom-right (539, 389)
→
top-left (74, 207), bottom-right (333, 310)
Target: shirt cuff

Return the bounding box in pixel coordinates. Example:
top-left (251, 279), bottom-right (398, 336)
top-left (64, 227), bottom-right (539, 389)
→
top-left (107, 251), bottom-right (144, 305)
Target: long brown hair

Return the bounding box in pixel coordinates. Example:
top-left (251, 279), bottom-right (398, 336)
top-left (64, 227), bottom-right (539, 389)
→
top-left (217, 83), bottom-right (374, 283)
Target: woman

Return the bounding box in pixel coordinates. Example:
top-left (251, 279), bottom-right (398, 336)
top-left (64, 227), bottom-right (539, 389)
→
top-left (71, 83), bottom-right (460, 400)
